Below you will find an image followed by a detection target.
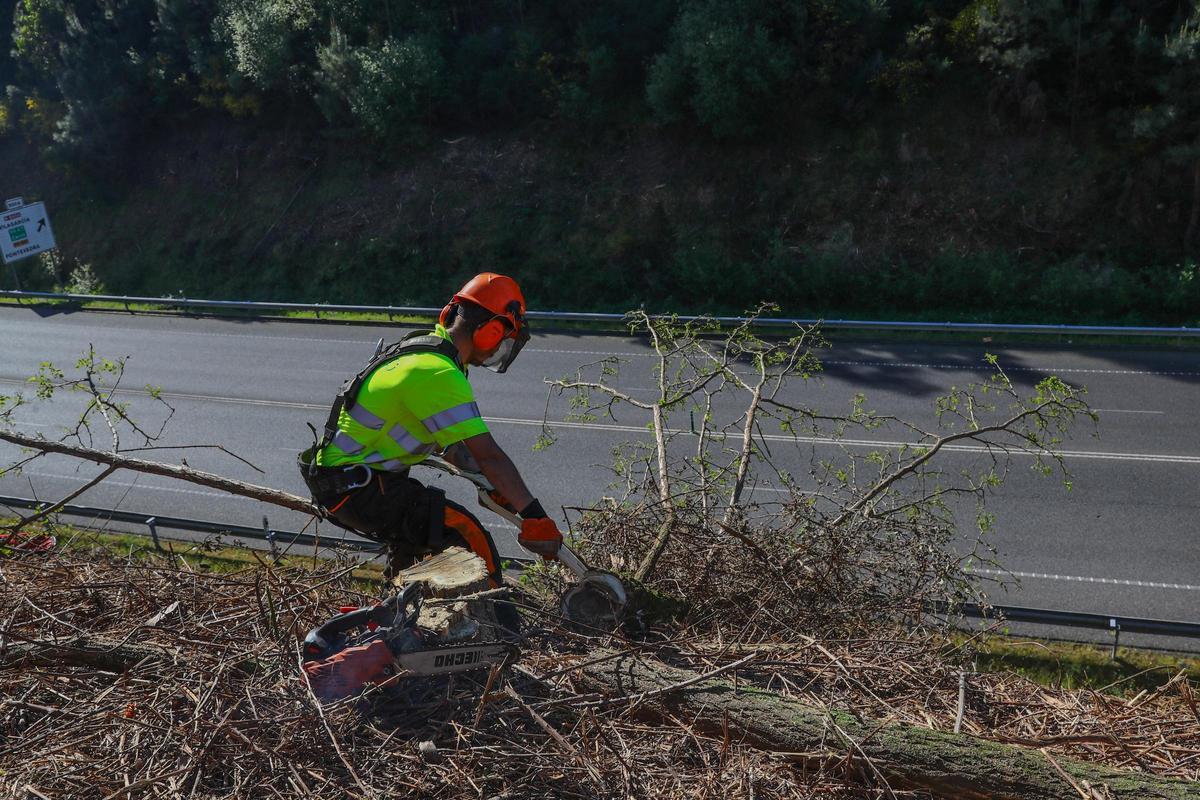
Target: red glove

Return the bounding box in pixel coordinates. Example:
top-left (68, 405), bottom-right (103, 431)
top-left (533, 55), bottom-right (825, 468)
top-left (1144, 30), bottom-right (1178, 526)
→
top-left (519, 517), bottom-right (562, 560)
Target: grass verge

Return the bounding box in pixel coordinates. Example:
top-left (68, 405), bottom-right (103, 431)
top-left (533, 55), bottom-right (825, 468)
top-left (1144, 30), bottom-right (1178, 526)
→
top-left (962, 635), bottom-right (1200, 695)
top-left (3, 518), bottom-right (386, 588)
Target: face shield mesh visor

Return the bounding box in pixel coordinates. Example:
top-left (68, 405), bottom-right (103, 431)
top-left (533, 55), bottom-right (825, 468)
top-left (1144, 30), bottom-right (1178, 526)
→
top-left (481, 319), bottom-right (530, 373)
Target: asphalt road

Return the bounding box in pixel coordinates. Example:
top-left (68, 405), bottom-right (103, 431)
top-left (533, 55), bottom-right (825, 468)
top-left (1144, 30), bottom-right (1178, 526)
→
top-left (2, 306), bottom-right (1198, 648)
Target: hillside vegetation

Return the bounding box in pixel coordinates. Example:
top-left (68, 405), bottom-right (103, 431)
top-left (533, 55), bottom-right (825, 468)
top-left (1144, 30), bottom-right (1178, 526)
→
top-left (1, 0), bottom-right (1199, 324)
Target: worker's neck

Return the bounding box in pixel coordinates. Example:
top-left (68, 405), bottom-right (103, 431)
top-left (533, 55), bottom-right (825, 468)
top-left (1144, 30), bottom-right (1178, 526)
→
top-left (449, 326), bottom-right (474, 367)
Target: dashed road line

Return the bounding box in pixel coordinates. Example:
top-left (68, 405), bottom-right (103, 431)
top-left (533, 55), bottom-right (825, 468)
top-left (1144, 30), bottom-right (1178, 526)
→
top-left (825, 360), bottom-right (1200, 378)
top-left (6, 473), bottom-right (1194, 591)
top-left (972, 567), bottom-right (1200, 592)
top-left (485, 415), bottom-right (1200, 465)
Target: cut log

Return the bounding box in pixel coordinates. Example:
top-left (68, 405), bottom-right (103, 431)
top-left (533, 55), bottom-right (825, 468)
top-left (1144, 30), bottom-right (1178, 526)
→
top-left (0, 636), bottom-right (178, 673)
top-left (392, 547), bottom-right (495, 642)
top-left (577, 650), bottom-right (1200, 800)
top-left (0, 635), bottom-right (262, 674)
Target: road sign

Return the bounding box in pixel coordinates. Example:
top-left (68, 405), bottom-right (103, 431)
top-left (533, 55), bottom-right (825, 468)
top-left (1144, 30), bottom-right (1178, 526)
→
top-left (0, 201), bottom-right (56, 264)
top-left (5, 197), bottom-right (23, 210)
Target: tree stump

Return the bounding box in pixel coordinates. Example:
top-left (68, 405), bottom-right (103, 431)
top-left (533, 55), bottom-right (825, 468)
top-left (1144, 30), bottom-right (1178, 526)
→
top-left (392, 547), bottom-right (497, 642)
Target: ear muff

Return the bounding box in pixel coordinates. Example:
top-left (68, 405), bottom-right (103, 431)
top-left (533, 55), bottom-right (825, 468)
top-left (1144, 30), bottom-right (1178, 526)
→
top-left (472, 318), bottom-right (507, 352)
top-left (439, 303), bottom-right (454, 327)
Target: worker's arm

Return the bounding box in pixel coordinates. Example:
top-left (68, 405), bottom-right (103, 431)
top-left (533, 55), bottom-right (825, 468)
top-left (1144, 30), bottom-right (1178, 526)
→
top-left (440, 442), bottom-right (480, 472)
top-left (463, 432), bottom-right (562, 559)
top-left (462, 432), bottom-right (534, 512)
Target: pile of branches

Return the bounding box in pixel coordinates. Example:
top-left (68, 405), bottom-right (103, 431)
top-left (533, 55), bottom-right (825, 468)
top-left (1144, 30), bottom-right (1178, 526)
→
top-left (3, 542), bottom-right (1199, 799)
top-left (568, 496), bottom-right (980, 641)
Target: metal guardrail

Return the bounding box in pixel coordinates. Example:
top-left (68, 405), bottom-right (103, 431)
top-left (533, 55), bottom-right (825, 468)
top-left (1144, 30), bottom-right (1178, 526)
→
top-left (5, 493), bottom-right (1199, 650)
top-left (931, 600), bottom-right (1200, 655)
top-left (2, 289), bottom-right (1199, 337)
top-left (0, 494), bottom-right (377, 559)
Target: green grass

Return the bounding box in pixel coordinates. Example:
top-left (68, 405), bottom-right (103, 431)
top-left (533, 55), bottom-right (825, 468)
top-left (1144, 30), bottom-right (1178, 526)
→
top-left (4, 518), bottom-right (387, 587)
top-left (4, 105), bottom-right (1200, 332)
top-left (963, 636), bottom-right (1200, 695)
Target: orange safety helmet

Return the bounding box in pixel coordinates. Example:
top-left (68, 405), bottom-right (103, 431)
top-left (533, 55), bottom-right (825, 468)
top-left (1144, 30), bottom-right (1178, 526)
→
top-left (439, 273), bottom-right (530, 372)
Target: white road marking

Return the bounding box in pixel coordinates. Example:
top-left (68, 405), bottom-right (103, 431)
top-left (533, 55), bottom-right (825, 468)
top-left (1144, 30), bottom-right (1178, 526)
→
top-left (1, 471), bottom-right (233, 499)
top-left (3, 382), bottom-right (1197, 466)
top-left (484, 415), bottom-right (1200, 465)
top-left (972, 567), bottom-right (1200, 592)
top-left (526, 348), bottom-right (654, 358)
top-left (1093, 409), bottom-right (1165, 415)
top-left (825, 360), bottom-right (1200, 378)
top-left (6, 320), bottom-right (1199, 374)
top-left (1, 470), bottom-right (520, 532)
top-left (0, 318), bottom-right (373, 345)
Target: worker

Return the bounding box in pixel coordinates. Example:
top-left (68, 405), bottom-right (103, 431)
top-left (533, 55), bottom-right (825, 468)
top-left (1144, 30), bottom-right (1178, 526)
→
top-left (297, 273), bottom-right (563, 632)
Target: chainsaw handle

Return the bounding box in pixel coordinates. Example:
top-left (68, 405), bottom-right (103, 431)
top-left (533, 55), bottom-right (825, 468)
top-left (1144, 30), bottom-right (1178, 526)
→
top-left (309, 584), bottom-right (422, 643)
top-left (424, 457), bottom-right (591, 579)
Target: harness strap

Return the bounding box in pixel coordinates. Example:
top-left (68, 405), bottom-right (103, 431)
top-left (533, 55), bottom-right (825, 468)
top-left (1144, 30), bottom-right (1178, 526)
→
top-left (320, 331), bottom-right (462, 452)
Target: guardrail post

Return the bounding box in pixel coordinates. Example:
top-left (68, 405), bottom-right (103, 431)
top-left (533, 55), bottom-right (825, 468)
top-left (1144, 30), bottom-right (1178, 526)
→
top-left (146, 517), bottom-right (162, 551)
top-left (264, 515), bottom-right (278, 561)
top-left (1110, 617), bottom-right (1121, 660)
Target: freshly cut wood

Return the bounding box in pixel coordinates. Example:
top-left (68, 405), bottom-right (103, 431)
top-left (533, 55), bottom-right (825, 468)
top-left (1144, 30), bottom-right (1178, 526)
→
top-left (577, 650), bottom-right (1200, 800)
top-left (392, 546), bottom-right (490, 598)
top-left (392, 547), bottom-right (494, 641)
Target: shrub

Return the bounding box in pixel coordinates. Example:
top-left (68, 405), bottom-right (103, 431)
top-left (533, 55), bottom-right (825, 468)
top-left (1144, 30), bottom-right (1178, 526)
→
top-left (316, 31), bottom-right (447, 140)
top-left (646, 0), bottom-right (805, 139)
top-left (213, 0), bottom-right (319, 92)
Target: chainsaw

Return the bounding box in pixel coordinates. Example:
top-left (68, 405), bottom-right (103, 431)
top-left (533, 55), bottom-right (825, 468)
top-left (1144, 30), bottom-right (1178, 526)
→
top-left (423, 456), bottom-right (628, 629)
top-left (301, 582), bottom-right (515, 701)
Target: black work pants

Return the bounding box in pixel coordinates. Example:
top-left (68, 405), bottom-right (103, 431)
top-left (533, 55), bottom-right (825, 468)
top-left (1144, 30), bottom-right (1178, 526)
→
top-left (313, 470), bottom-right (503, 586)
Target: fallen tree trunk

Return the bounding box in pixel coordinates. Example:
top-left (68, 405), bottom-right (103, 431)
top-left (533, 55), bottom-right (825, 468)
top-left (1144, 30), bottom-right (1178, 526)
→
top-left (0, 430), bottom-right (317, 515)
top-left (0, 635), bottom-right (178, 673)
top-left (576, 650), bottom-right (1200, 800)
top-left (0, 634), bottom-right (263, 675)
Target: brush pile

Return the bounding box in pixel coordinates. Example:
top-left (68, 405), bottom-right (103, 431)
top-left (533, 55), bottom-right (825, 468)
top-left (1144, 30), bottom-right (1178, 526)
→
top-left (2, 541), bottom-right (1199, 800)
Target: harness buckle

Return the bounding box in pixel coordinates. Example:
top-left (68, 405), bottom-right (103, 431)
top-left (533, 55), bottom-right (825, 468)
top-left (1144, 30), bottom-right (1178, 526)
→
top-left (343, 464), bottom-right (373, 491)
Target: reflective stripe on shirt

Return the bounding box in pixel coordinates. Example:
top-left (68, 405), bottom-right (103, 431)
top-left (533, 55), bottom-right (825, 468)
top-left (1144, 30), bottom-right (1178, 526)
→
top-left (422, 401), bottom-right (482, 434)
top-left (387, 423), bottom-right (437, 458)
top-left (332, 431), bottom-right (365, 455)
top-left (363, 452), bottom-right (407, 471)
top-left (347, 403), bottom-right (386, 430)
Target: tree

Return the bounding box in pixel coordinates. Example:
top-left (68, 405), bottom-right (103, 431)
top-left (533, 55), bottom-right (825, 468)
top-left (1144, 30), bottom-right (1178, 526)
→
top-left (540, 309), bottom-right (1093, 638)
top-left (1131, 3), bottom-right (1200, 254)
top-left (646, 0), bottom-right (806, 138)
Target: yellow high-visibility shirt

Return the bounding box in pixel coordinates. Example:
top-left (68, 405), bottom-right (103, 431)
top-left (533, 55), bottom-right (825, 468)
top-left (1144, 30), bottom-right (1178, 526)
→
top-left (316, 325), bottom-right (488, 470)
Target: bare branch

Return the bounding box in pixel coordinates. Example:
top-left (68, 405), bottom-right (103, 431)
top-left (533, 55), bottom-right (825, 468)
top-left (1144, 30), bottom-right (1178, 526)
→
top-left (0, 430), bottom-right (317, 515)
